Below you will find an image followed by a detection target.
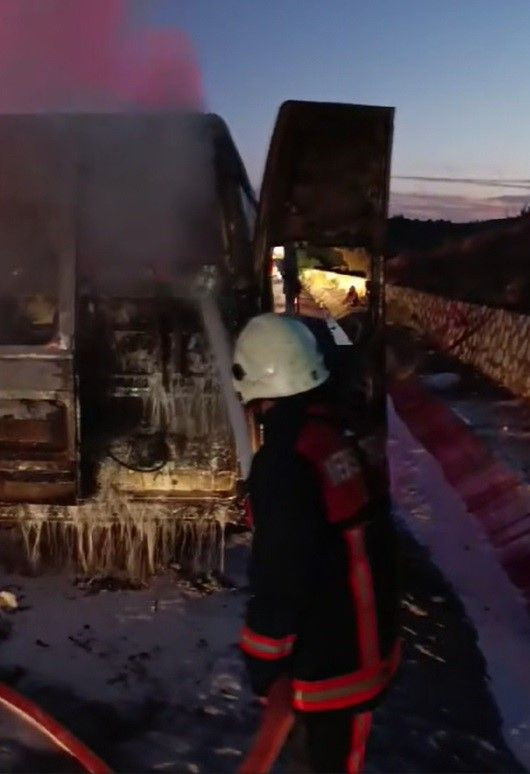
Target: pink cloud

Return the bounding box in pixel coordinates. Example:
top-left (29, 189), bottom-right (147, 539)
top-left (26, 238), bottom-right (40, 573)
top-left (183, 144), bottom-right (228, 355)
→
top-left (0, 0), bottom-right (203, 113)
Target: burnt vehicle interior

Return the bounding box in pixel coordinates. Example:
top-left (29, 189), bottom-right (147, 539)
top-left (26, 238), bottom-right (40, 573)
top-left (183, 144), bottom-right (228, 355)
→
top-left (0, 113), bottom-right (256, 506)
top-left (74, 115), bottom-right (258, 507)
top-left (0, 102), bottom-right (393, 513)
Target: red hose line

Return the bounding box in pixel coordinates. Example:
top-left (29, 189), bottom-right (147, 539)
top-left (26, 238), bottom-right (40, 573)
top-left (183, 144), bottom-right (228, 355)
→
top-left (0, 682), bottom-right (111, 774)
top-left (239, 677), bottom-right (294, 774)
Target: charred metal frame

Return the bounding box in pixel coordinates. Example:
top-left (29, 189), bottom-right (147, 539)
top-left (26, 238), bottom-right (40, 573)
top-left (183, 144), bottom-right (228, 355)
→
top-left (0, 233), bottom-right (78, 504)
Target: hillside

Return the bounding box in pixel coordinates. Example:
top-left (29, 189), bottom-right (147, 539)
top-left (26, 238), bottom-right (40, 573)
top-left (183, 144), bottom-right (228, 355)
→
top-left (387, 214), bottom-right (524, 256)
top-left (386, 213), bottom-right (530, 313)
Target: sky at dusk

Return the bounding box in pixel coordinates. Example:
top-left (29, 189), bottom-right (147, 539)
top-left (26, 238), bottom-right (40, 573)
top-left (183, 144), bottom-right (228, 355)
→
top-left (142, 0), bottom-right (530, 221)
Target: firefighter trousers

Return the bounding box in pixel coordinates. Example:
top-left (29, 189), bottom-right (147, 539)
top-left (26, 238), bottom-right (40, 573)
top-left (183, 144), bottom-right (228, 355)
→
top-left (302, 708), bottom-right (373, 773)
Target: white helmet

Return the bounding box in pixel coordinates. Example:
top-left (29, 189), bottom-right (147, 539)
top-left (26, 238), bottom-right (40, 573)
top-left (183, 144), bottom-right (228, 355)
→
top-left (232, 313), bottom-right (329, 404)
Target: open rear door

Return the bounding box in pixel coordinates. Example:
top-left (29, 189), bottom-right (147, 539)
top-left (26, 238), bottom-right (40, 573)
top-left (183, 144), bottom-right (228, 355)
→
top-left (254, 100), bottom-right (393, 306)
top-left (254, 99), bottom-right (394, 468)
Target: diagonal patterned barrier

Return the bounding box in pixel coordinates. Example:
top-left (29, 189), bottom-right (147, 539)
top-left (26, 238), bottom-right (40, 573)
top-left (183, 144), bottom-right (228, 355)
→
top-left (387, 285), bottom-right (530, 399)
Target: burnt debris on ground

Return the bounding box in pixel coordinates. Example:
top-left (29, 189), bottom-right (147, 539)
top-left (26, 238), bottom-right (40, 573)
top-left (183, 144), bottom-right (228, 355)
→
top-left (0, 529), bottom-right (525, 773)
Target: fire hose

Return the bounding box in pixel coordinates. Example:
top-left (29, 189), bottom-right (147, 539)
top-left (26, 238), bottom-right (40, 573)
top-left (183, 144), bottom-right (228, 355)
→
top-left (0, 681), bottom-right (111, 773)
top-left (199, 294), bottom-right (253, 479)
top-left (238, 677), bottom-right (294, 774)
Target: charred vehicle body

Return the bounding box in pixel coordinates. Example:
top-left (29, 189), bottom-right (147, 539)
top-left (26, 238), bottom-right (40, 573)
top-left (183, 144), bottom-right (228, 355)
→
top-left (0, 102), bottom-right (393, 575)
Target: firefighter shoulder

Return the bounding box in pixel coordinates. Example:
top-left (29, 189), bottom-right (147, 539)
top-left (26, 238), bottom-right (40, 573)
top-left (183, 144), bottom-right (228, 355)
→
top-left (233, 314), bottom-right (400, 712)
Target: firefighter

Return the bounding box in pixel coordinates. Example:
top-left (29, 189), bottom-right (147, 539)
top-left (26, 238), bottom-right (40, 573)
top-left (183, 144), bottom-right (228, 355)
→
top-left (233, 313), bottom-right (400, 773)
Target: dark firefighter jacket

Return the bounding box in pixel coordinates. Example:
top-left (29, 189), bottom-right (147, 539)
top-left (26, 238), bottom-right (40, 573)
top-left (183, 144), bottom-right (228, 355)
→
top-left (241, 394), bottom-right (401, 713)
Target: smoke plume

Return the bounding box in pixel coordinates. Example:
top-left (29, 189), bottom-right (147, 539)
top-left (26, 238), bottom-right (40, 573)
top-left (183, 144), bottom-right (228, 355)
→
top-left (0, 1), bottom-right (219, 301)
top-left (0, 0), bottom-right (203, 112)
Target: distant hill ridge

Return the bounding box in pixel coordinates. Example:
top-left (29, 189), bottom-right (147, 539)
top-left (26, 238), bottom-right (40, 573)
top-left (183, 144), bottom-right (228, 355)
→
top-left (386, 212), bottom-right (529, 313)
